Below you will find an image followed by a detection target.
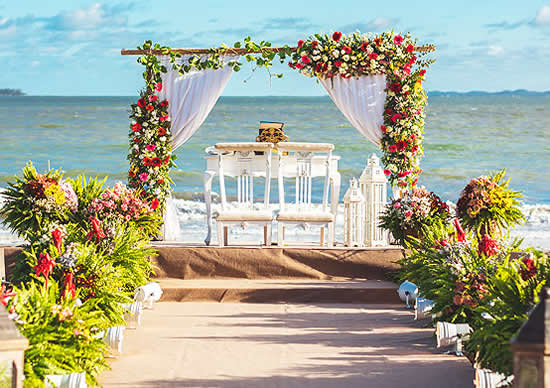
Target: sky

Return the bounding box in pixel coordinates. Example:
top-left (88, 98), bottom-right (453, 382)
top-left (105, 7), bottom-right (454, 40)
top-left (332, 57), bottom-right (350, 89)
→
top-left (1, 0), bottom-right (549, 96)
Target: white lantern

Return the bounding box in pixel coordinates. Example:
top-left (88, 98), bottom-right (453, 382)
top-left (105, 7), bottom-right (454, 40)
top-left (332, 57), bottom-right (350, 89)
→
top-left (435, 321), bottom-right (472, 356)
top-left (359, 154), bottom-right (388, 246)
top-left (343, 178), bottom-right (365, 247)
top-left (397, 281), bottom-right (418, 308)
top-left (415, 297), bottom-right (434, 320)
top-left (45, 372), bottom-right (87, 388)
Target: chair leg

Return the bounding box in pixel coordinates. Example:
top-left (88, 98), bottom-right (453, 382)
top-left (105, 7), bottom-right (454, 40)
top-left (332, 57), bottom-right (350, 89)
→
top-left (277, 222), bottom-right (284, 246)
top-left (328, 223), bottom-right (335, 247)
top-left (223, 226), bottom-right (229, 246)
top-left (217, 222), bottom-right (224, 247)
top-left (266, 223), bottom-right (272, 247)
top-left (320, 227), bottom-right (325, 247)
top-left (263, 226), bottom-right (268, 246)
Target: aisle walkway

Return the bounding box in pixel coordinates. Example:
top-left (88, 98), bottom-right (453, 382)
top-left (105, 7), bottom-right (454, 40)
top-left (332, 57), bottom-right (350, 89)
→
top-left (100, 303), bottom-right (473, 387)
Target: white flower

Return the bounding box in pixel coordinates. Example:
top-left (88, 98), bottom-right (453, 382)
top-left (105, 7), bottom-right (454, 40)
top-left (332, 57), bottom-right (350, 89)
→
top-left (343, 55), bottom-right (350, 61)
top-left (340, 49), bottom-right (346, 55)
top-left (331, 50), bottom-right (339, 58)
top-left (160, 136), bottom-right (166, 142)
top-left (403, 85), bottom-right (410, 92)
top-left (312, 50), bottom-right (319, 55)
top-left (322, 55), bottom-right (328, 62)
top-left (143, 122), bottom-right (149, 127)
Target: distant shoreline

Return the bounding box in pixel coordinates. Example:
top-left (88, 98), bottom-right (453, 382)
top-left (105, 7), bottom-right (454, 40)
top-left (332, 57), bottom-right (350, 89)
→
top-left (0, 89), bottom-right (26, 96)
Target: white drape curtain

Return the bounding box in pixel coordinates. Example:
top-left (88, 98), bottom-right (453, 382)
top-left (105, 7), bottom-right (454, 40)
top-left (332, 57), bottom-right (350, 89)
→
top-left (156, 55), bottom-right (238, 240)
top-left (319, 74), bottom-right (386, 146)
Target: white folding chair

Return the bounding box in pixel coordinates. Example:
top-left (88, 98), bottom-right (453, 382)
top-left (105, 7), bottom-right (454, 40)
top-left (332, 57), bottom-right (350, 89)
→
top-left (276, 142), bottom-right (335, 247)
top-left (214, 142), bottom-right (274, 247)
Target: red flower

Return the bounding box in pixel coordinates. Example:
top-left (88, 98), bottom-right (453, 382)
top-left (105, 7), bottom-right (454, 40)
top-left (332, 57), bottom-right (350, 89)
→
top-left (155, 82), bottom-right (163, 92)
top-left (393, 35), bottom-right (404, 45)
top-left (295, 62), bottom-right (304, 69)
top-left (360, 42), bottom-right (369, 51)
top-left (144, 157), bottom-right (152, 166)
top-left (301, 56), bottom-right (311, 64)
top-left (453, 294), bottom-right (464, 306)
top-left (87, 217), bottom-right (106, 243)
top-left (397, 140), bottom-right (408, 151)
top-left (383, 169), bottom-right (391, 176)
top-left (146, 104), bottom-right (154, 111)
top-left (402, 66), bottom-right (411, 75)
top-left (390, 113), bottom-right (402, 123)
top-left (311, 41), bottom-right (318, 48)
top-left (152, 157), bottom-right (162, 167)
top-left (334, 61), bottom-right (343, 67)
top-left (129, 170), bottom-right (136, 177)
top-left (131, 123), bottom-right (141, 132)
top-left (52, 229), bottom-right (64, 254)
top-left (412, 178), bottom-right (418, 186)
top-left (158, 127), bottom-right (166, 136)
top-left (380, 125), bottom-right (387, 133)
top-left (478, 234), bottom-right (499, 257)
top-left (410, 134), bottom-right (416, 141)
top-left (151, 198), bottom-right (160, 210)
top-left (385, 108), bottom-right (394, 115)
top-left (389, 144), bottom-right (398, 152)
top-left (389, 82), bottom-right (401, 93)
top-left (408, 55), bottom-right (417, 66)
top-left (149, 95), bottom-right (158, 103)
top-left (163, 156), bottom-right (171, 165)
top-left (453, 218), bottom-right (467, 242)
top-left (157, 179), bottom-right (164, 184)
top-left (160, 115), bottom-right (169, 121)
top-left (133, 137), bottom-right (141, 143)
top-left (315, 63), bottom-right (322, 73)
top-left (342, 46), bottom-right (352, 54)
top-left (419, 69), bottom-right (426, 77)
top-left (406, 44), bottom-right (414, 53)
top-left (368, 52), bottom-right (378, 60)
top-left (297, 40), bottom-right (304, 48)
top-left (411, 145), bottom-right (419, 153)
top-left (0, 285), bottom-right (16, 306)
top-left (161, 100), bottom-right (169, 107)
top-left (35, 252), bottom-right (56, 282)
top-left (64, 272), bottom-right (75, 298)
top-left (137, 98), bottom-right (146, 108)
top-left (332, 32), bottom-right (342, 41)
top-left (374, 37), bottom-right (382, 46)
top-left (520, 256), bottom-right (537, 281)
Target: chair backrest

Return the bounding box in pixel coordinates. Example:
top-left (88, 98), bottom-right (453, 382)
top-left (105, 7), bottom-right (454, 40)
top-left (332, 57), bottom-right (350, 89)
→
top-left (276, 142), bottom-right (334, 213)
top-left (214, 142), bottom-right (274, 211)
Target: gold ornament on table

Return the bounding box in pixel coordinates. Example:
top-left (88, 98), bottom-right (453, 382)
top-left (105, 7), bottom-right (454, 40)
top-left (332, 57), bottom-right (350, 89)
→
top-left (256, 121), bottom-right (288, 150)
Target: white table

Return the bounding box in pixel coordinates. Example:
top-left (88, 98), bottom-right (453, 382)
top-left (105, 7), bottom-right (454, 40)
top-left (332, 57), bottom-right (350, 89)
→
top-left (203, 152), bottom-right (341, 245)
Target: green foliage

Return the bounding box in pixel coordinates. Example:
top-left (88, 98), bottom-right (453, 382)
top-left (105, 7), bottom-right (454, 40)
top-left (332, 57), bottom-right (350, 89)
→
top-left (456, 170), bottom-right (524, 237)
top-left (8, 282), bottom-right (110, 386)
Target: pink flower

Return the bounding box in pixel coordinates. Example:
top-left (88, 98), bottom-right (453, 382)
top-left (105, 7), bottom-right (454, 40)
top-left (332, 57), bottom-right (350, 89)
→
top-left (149, 95), bottom-right (158, 102)
top-left (301, 56), bottom-right (311, 64)
top-left (139, 173), bottom-right (149, 182)
top-left (391, 113), bottom-right (402, 123)
top-left (368, 52), bottom-right (378, 60)
top-left (155, 83), bottom-right (163, 92)
top-left (404, 210), bottom-right (413, 218)
top-left (393, 202), bottom-right (401, 209)
top-left (389, 144), bottom-right (398, 153)
top-left (159, 115), bottom-right (169, 121)
top-left (384, 169), bottom-right (392, 176)
top-left (394, 35), bottom-right (404, 45)
top-left (342, 46), bottom-right (352, 54)
top-left (146, 144), bottom-right (156, 151)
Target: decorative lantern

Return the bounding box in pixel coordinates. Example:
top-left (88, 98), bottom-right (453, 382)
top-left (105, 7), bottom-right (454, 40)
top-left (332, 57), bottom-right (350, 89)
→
top-left (359, 154), bottom-right (388, 247)
top-left (510, 287), bottom-right (550, 388)
top-left (343, 178), bottom-right (365, 247)
top-left (436, 321), bottom-right (472, 356)
top-left (0, 305), bottom-right (28, 388)
top-left (415, 297), bottom-right (434, 320)
top-left (122, 301), bottom-right (143, 329)
top-left (45, 372), bottom-right (87, 388)
top-left (397, 281), bottom-right (418, 308)
top-left (474, 368), bottom-right (513, 388)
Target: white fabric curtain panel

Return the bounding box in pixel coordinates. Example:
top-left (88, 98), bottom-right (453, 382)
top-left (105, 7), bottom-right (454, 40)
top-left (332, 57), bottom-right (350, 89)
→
top-left (157, 55), bottom-right (239, 150)
top-left (320, 74), bottom-right (387, 146)
top-left (156, 55), bottom-right (238, 240)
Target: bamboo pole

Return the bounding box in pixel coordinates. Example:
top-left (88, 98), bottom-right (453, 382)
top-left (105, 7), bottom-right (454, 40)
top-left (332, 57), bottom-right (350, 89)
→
top-left (120, 45), bottom-right (435, 56)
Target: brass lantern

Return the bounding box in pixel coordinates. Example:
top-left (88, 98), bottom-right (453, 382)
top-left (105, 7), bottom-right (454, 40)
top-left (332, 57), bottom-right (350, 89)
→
top-left (0, 305), bottom-right (28, 388)
top-left (510, 287), bottom-right (550, 388)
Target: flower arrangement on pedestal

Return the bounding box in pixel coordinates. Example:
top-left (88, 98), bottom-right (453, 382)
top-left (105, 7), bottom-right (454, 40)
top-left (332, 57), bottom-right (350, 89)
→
top-left (288, 31), bottom-right (433, 189)
top-left (379, 187), bottom-right (450, 245)
top-left (456, 170), bottom-right (524, 237)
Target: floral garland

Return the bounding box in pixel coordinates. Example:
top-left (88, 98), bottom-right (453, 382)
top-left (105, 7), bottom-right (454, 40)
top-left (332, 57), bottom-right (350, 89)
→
top-left (288, 31), bottom-right (434, 189)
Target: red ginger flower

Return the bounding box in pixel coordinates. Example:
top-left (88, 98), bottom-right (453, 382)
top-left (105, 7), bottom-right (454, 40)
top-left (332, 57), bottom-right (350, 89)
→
top-left (64, 272), bottom-right (76, 298)
top-left (453, 218), bottom-right (466, 242)
top-left (51, 229), bottom-right (64, 254)
top-left (520, 256), bottom-right (537, 281)
top-left (87, 217), bottom-right (106, 243)
top-left (478, 234), bottom-right (499, 257)
top-left (35, 252), bottom-right (56, 288)
top-left (0, 285), bottom-right (16, 306)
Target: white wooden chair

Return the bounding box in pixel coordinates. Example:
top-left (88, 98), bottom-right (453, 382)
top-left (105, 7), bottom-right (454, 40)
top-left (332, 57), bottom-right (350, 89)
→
top-left (215, 142), bottom-right (274, 247)
top-left (276, 142), bottom-right (335, 247)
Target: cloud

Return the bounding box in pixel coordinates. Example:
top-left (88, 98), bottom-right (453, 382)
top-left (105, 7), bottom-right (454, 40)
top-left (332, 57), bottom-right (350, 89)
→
top-left (262, 17), bottom-right (315, 31)
top-left (340, 17), bottom-right (398, 33)
top-left (485, 20), bottom-right (529, 30)
top-left (45, 3), bottom-right (129, 31)
top-left (536, 5), bottom-right (550, 25)
top-left (487, 45), bottom-right (504, 56)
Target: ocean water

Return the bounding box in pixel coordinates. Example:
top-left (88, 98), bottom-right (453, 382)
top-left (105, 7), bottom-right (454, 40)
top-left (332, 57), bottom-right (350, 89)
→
top-left (0, 95), bottom-right (549, 248)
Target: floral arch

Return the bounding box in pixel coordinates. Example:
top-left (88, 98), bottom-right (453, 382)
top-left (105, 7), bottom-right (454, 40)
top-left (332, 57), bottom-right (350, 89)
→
top-left (122, 31), bottom-right (434, 213)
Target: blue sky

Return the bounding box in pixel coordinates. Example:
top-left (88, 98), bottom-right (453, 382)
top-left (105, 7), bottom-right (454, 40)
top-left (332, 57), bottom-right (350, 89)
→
top-left (1, 0), bottom-right (549, 95)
